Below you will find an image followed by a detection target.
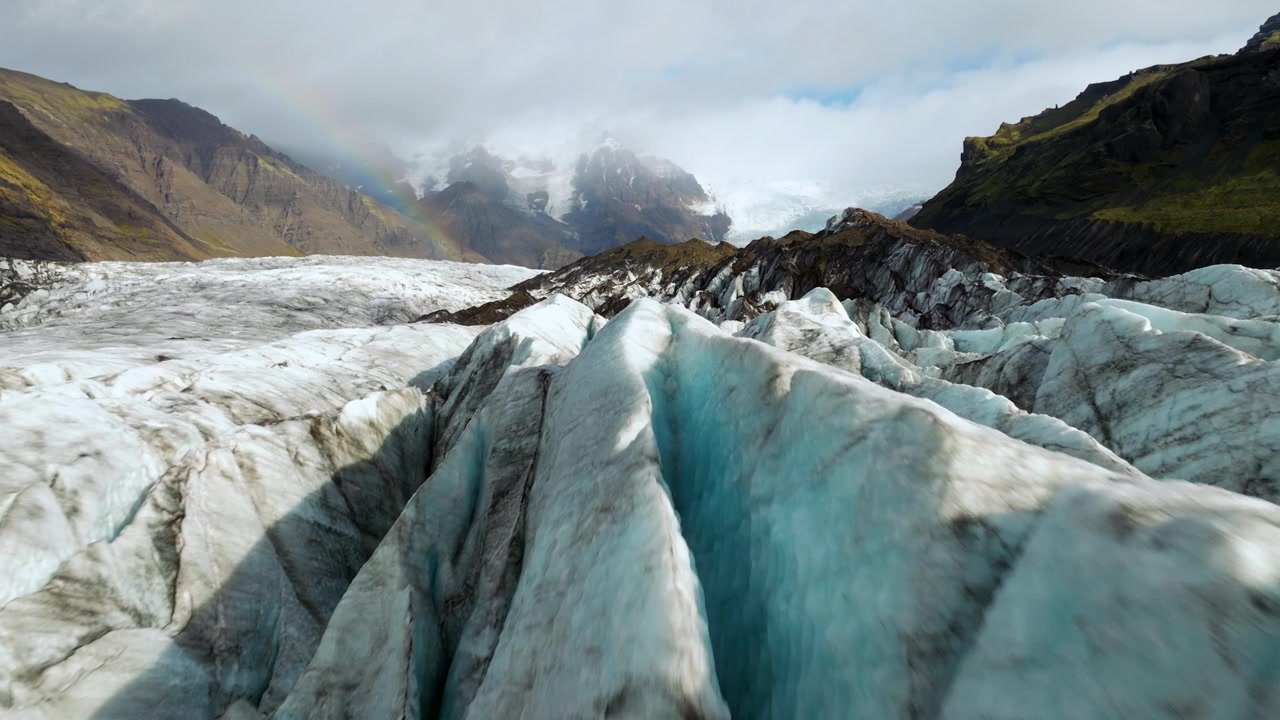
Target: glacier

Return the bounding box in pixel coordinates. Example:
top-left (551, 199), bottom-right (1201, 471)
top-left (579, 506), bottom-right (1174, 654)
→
top-left (2, 249), bottom-right (1280, 718)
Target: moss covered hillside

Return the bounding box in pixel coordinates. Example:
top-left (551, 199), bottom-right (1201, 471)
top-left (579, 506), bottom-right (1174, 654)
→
top-left (913, 13), bottom-right (1280, 275)
top-left (0, 68), bottom-right (470, 263)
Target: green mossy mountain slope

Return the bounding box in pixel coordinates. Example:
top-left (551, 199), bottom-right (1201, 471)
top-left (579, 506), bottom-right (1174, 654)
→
top-left (0, 68), bottom-right (475, 263)
top-left (0, 100), bottom-right (214, 261)
top-left (913, 16), bottom-right (1280, 276)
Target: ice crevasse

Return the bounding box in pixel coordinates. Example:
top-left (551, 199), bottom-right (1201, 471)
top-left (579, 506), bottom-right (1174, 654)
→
top-left (3, 263), bottom-right (1280, 718)
top-left (277, 296), bottom-right (1280, 719)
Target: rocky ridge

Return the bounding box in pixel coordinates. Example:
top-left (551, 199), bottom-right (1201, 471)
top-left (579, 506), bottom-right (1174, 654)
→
top-left (425, 208), bottom-right (1102, 327)
top-left (1243, 11), bottom-right (1280, 52)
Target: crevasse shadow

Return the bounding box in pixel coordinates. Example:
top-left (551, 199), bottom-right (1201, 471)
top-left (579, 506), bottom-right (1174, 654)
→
top-left (80, 381), bottom-right (448, 718)
top-left (269, 366), bottom-right (554, 720)
top-left (83, 355), bottom-right (554, 720)
top-left (637, 335), bottom-right (1034, 720)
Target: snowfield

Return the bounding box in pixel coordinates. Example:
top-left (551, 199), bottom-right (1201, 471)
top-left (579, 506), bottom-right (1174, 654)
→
top-left (2, 252), bottom-right (1280, 718)
top-left (0, 256), bottom-right (539, 391)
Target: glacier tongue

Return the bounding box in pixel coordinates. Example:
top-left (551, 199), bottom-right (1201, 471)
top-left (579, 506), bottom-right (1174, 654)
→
top-left (4, 251), bottom-right (1280, 718)
top-left (0, 255), bottom-right (538, 392)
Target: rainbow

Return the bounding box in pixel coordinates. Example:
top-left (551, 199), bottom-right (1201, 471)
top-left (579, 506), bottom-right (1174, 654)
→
top-left (239, 68), bottom-right (465, 260)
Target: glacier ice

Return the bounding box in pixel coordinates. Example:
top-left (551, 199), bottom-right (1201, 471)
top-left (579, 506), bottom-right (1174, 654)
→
top-left (941, 480), bottom-right (1280, 719)
top-left (1035, 299), bottom-right (1280, 500)
top-left (739, 288), bottom-right (1137, 474)
top-left (0, 257), bottom-right (526, 716)
top-left (274, 296), bottom-right (1280, 719)
top-left (2, 254), bottom-right (1280, 718)
top-left (0, 255), bottom-right (537, 392)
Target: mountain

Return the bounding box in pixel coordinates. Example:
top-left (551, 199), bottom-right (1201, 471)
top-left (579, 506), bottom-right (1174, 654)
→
top-left (423, 145), bottom-right (933, 252)
top-left (0, 100), bottom-right (209, 261)
top-left (411, 141), bottom-right (732, 266)
top-left (562, 143), bottom-right (732, 255)
top-left (443, 145), bottom-right (515, 201)
top-left (1243, 11), bottom-right (1280, 52)
top-left (420, 181), bottom-right (582, 269)
top-left (0, 68), bottom-right (474, 262)
top-left (5, 226), bottom-right (1280, 716)
top-left (912, 13), bottom-right (1280, 276)
top-left (277, 141), bottom-right (417, 207)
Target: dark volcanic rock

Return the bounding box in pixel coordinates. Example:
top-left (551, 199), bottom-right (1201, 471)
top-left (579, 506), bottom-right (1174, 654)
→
top-left (433, 209), bottom-right (1108, 329)
top-left (1242, 12), bottom-right (1280, 53)
top-left (415, 288), bottom-right (543, 326)
top-left (526, 189), bottom-right (549, 213)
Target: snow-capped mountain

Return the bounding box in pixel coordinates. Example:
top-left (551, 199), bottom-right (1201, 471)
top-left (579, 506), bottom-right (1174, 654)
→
top-left (411, 140), bottom-right (732, 265)
top-left (416, 141), bottom-right (930, 250)
top-left (5, 210), bottom-right (1280, 718)
top-left (561, 142), bottom-right (731, 255)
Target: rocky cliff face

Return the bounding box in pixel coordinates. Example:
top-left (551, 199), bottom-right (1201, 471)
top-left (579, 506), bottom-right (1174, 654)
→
top-left (0, 68), bottom-right (473, 262)
top-left (912, 15), bottom-right (1280, 276)
top-left (1243, 12), bottom-right (1280, 52)
top-left (0, 100), bottom-right (209, 261)
top-left (419, 182), bottom-right (581, 269)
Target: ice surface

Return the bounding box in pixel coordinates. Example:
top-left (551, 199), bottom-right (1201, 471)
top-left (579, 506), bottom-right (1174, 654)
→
top-left (0, 255), bottom-right (537, 391)
top-left (5, 255), bottom-right (1280, 719)
top-left (0, 256), bottom-right (525, 716)
top-left (1112, 264), bottom-right (1280, 320)
top-left (279, 298), bottom-right (1280, 719)
top-left (276, 362), bottom-right (571, 718)
top-left (0, 321), bottom-right (480, 609)
top-left (0, 388), bottom-right (440, 717)
top-left (740, 289), bottom-right (1137, 474)
top-left (1035, 300), bottom-right (1280, 500)
top-left (1094, 298), bottom-right (1280, 361)
top-left (943, 481), bottom-right (1280, 719)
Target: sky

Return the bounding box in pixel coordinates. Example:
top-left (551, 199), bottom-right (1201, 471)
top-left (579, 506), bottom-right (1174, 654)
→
top-left (0, 0), bottom-right (1274, 200)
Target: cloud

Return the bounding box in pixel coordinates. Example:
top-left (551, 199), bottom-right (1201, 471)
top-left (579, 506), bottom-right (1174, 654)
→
top-left (608, 33), bottom-right (1257, 189)
top-left (0, 0), bottom-right (1273, 193)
